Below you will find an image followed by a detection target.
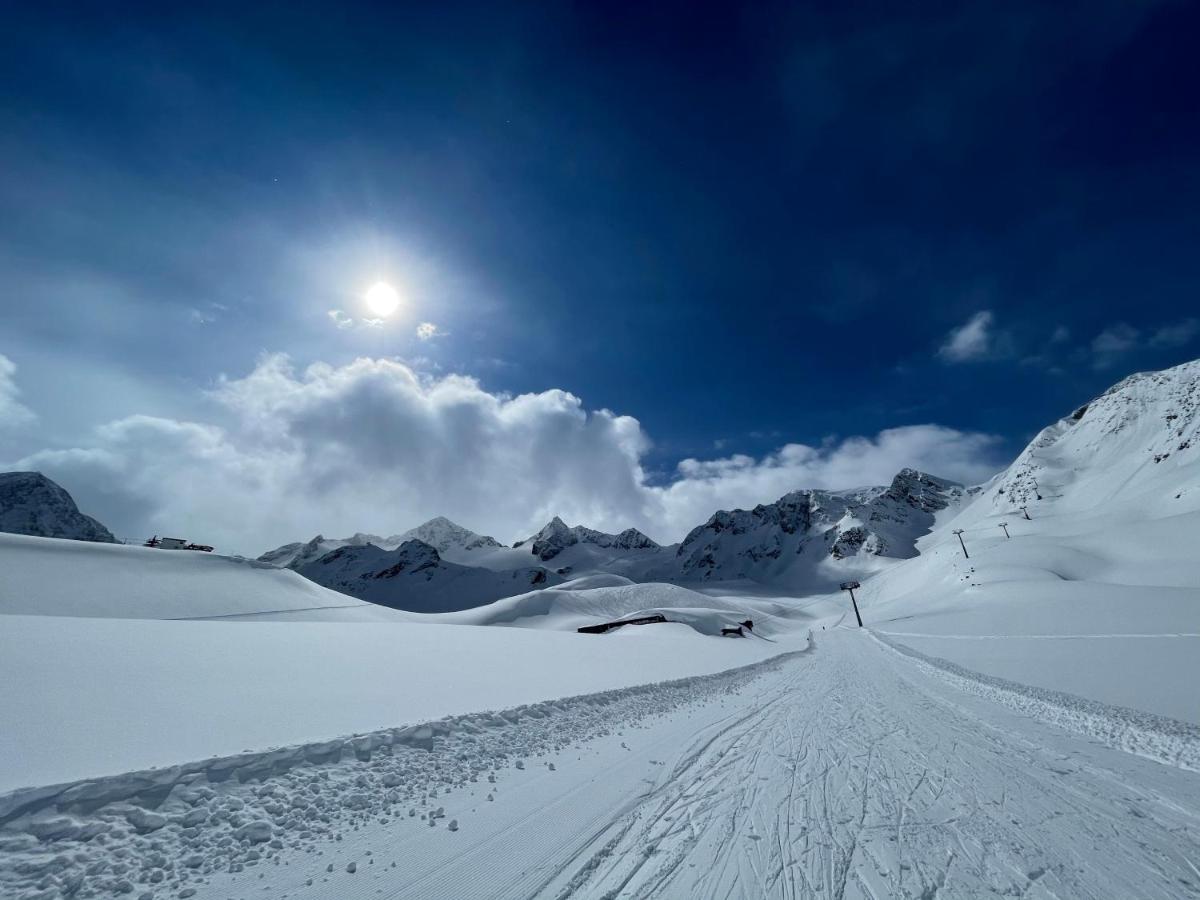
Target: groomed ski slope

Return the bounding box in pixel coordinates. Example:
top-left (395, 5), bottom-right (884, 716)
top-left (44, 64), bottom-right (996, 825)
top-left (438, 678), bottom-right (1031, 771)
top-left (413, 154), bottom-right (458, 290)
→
top-left (4, 628), bottom-right (1199, 900)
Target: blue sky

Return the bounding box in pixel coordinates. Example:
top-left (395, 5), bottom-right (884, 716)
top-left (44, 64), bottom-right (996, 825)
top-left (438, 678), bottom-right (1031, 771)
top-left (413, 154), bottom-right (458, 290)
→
top-left (1, 1), bottom-right (1198, 551)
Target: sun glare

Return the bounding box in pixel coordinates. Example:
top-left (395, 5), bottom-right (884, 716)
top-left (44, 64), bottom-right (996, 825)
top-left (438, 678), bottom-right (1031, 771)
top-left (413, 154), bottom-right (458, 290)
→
top-left (364, 281), bottom-right (400, 317)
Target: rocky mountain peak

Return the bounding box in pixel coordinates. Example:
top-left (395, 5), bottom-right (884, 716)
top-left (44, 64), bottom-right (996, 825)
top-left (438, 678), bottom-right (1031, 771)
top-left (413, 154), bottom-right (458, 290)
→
top-left (0, 471), bottom-right (116, 543)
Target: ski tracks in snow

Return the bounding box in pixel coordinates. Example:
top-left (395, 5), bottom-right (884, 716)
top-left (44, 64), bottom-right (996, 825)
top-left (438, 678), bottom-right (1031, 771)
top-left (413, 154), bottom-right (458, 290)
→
top-left (4, 629), bottom-right (1199, 899)
top-left (531, 630), bottom-right (1200, 899)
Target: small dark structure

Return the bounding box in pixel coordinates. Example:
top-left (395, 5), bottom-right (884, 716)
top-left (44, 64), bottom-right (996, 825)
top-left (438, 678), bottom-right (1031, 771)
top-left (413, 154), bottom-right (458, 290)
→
top-left (577, 614), bottom-right (668, 635)
top-left (721, 625), bottom-right (745, 637)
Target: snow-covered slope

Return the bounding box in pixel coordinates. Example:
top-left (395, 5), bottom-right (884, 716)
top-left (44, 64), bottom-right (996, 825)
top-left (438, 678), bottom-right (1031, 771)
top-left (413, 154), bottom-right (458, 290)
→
top-left (825, 360), bottom-right (1200, 721)
top-left (294, 539), bottom-right (564, 613)
top-left (961, 358), bottom-right (1200, 521)
top-left (671, 469), bottom-right (968, 591)
top-left (0, 531), bottom-right (400, 620)
top-left (0, 471), bottom-right (116, 543)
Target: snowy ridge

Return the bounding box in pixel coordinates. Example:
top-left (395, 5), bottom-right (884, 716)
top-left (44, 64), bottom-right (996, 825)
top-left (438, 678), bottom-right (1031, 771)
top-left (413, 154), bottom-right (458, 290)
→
top-left (0, 649), bottom-right (801, 899)
top-left (0, 471), bottom-right (115, 543)
top-left (394, 516), bottom-right (504, 556)
top-left (295, 539), bottom-right (563, 613)
top-left (516, 516), bottom-right (659, 561)
top-left (258, 518), bottom-right (505, 570)
top-left (256, 532), bottom-right (384, 570)
top-left (973, 357), bottom-right (1200, 517)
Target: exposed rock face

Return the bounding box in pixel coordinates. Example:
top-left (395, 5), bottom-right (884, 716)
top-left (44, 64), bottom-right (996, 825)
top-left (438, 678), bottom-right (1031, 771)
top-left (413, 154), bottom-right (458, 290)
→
top-left (673, 469), bottom-right (967, 583)
top-left (0, 471), bottom-right (116, 543)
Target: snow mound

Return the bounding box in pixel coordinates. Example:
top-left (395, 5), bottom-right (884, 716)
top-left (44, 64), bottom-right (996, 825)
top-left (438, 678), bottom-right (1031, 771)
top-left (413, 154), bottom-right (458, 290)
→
top-left (437, 579), bottom-right (812, 636)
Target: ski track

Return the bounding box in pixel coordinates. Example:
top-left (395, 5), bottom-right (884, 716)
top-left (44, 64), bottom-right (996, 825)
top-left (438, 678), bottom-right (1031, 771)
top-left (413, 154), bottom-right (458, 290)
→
top-left (3, 630), bottom-right (1200, 899)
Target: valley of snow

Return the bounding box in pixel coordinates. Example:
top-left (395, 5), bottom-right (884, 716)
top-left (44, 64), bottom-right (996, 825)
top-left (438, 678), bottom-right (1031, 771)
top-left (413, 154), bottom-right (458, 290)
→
top-left (2, 360), bottom-right (1200, 899)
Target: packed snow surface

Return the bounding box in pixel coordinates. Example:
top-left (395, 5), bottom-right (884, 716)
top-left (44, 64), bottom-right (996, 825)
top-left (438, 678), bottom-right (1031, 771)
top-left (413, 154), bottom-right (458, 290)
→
top-left (3, 630), bottom-right (1199, 900)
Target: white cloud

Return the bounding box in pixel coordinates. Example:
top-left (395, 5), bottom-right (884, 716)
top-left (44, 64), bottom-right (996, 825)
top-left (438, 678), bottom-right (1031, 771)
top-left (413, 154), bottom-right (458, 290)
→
top-left (937, 311), bottom-right (995, 362)
top-left (0, 354), bottom-right (36, 430)
top-left (1090, 323), bottom-right (1140, 368)
top-left (327, 309), bottom-right (355, 330)
top-left (415, 322), bottom-right (444, 341)
top-left (1149, 318), bottom-right (1199, 349)
top-left (10, 354), bottom-right (1005, 554)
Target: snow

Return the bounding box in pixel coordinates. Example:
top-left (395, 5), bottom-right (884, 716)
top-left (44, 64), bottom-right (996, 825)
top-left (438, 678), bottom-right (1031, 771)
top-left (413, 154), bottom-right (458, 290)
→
top-left (0, 532), bottom-right (390, 620)
top-left (0, 613), bottom-right (782, 793)
top-left (3, 630), bottom-right (1199, 900)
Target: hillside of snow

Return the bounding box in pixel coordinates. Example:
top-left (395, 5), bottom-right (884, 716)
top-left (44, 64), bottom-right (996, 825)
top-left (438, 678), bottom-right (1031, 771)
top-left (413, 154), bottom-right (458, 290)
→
top-left (0, 471), bottom-right (116, 543)
top-left (0, 532), bottom-right (403, 620)
top-left (820, 360), bottom-right (1200, 723)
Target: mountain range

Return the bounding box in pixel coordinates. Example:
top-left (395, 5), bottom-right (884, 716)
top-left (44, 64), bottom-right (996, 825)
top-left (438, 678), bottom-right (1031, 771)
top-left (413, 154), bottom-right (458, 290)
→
top-left (4, 360), bottom-right (1197, 614)
top-left (254, 468), bottom-right (971, 607)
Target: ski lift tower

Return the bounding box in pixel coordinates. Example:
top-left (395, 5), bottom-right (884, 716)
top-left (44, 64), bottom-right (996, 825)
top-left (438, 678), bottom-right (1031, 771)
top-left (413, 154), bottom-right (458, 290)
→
top-left (953, 529), bottom-right (969, 558)
top-left (839, 581), bottom-right (863, 628)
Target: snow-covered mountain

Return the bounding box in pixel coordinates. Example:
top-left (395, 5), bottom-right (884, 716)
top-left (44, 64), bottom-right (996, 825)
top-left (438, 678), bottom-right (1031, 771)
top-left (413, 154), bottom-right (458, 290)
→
top-left (257, 531), bottom-right (386, 569)
top-left (672, 469), bottom-right (969, 590)
top-left (392, 516), bottom-right (505, 560)
top-left (258, 517), bottom-right (505, 570)
top-left (515, 516), bottom-right (659, 561)
top-left (962, 359), bottom-right (1200, 521)
top-left (295, 539), bottom-right (564, 612)
top-left (0, 471), bottom-right (116, 543)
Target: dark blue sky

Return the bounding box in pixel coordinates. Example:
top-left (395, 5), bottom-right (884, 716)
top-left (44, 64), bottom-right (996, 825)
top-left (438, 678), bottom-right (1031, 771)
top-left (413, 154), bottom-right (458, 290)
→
top-left (2, 0), bottom-right (1199, 489)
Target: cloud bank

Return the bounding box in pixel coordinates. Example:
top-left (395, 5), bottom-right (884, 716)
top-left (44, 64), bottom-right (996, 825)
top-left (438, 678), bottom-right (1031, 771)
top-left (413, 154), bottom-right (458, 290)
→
top-left (0, 354), bottom-right (36, 431)
top-left (9, 354), bottom-right (1005, 553)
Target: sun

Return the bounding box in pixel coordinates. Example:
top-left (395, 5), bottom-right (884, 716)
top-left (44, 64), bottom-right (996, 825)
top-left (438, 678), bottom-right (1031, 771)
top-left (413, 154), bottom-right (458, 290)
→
top-left (363, 281), bottom-right (401, 317)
